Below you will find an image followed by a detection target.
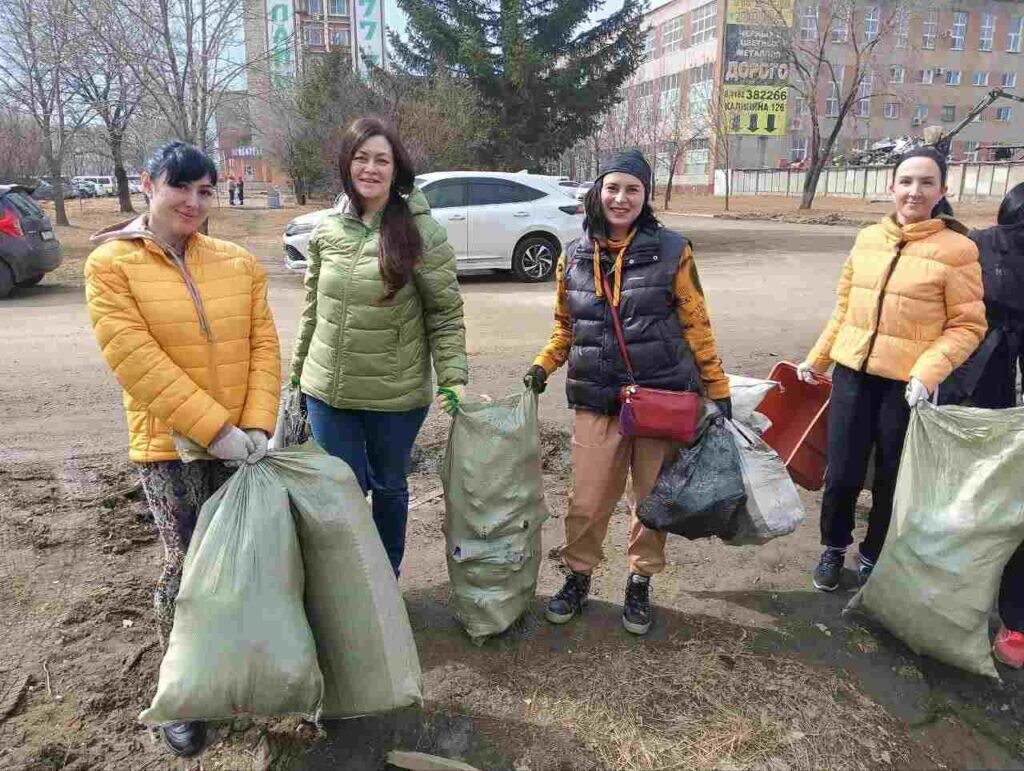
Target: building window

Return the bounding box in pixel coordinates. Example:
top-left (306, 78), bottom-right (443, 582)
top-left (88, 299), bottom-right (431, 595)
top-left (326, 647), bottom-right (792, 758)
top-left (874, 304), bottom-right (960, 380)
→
top-left (884, 102), bottom-right (900, 119)
top-left (687, 63), bottom-right (714, 120)
top-left (826, 65), bottom-right (843, 117)
top-left (979, 13), bottom-right (994, 51)
top-left (661, 15), bottom-right (686, 54)
top-left (1003, 72), bottom-right (1018, 88)
top-left (922, 10), bottom-right (937, 49)
top-left (831, 13), bottom-right (848, 43)
top-left (791, 135), bottom-right (808, 163)
top-left (306, 0), bottom-right (322, 14)
top-left (305, 24), bottom-right (323, 46)
top-left (856, 70), bottom-right (872, 117)
top-left (330, 28), bottom-right (350, 46)
top-left (951, 11), bottom-right (967, 51)
top-left (691, 2), bottom-right (717, 45)
top-left (920, 68), bottom-right (934, 85)
top-left (864, 6), bottom-right (879, 41)
top-left (329, 0), bottom-right (347, 14)
top-left (895, 10), bottom-right (909, 49)
top-left (997, 106), bottom-right (1013, 122)
top-left (800, 4), bottom-right (818, 41)
top-left (659, 73), bottom-right (681, 116)
top-left (686, 138), bottom-right (710, 174)
top-left (889, 64), bottom-right (904, 84)
top-left (1009, 16), bottom-right (1023, 52)
top-left (942, 104), bottom-right (956, 122)
top-left (641, 29), bottom-right (655, 61)
top-left (963, 140), bottom-right (980, 162)
top-left (945, 70), bottom-right (961, 86)
top-left (913, 104), bottom-right (928, 122)
top-left (973, 71), bottom-right (989, 87)
top-left (854, 138), bottom-right (871, 152)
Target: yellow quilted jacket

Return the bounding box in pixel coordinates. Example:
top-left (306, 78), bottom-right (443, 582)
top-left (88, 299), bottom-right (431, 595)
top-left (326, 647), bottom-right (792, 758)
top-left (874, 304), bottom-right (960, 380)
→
top-left (85, 217), bottom-right (281, 462)
top-left (807, 216), bottom-right (986, 392)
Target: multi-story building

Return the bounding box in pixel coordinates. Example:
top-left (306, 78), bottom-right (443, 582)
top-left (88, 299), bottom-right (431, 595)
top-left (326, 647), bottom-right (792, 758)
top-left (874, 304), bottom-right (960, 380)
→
top-left (216, 0), bottom-right (356, 185)
top-left (618, 0), bottom-right (1024, 192)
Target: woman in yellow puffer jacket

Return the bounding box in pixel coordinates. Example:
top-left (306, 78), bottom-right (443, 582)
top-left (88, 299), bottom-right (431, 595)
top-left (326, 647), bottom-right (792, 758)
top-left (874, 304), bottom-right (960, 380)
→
top-left (85, 142), bottom-right (280, 759)
top-left (799, 147), bottom-right (986, 593)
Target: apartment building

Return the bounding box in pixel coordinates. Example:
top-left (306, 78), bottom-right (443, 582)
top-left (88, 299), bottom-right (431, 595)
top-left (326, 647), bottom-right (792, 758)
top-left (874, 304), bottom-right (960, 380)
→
top-left (622, 0), bottom-right (1024, 191)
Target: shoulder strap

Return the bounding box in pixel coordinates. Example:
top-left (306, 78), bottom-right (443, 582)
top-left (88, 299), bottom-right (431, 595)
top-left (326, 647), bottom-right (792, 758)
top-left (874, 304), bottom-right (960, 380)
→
top-left (601, 272), bottom-right (636, 382)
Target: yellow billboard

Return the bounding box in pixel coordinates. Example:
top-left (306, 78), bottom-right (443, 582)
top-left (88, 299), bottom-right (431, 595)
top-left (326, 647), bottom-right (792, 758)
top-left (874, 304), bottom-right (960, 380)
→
top-left (723, 84), bottom-right (788, 136)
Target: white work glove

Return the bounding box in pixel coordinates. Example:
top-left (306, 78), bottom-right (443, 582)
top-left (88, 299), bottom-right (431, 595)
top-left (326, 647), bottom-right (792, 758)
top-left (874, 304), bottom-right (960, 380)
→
top-left (796, 361), bottom-right (818, 385)
top-left (244, 429), bottom-right (269, 465)
top-left (905, 377), bottom-right (930, 408)
top-left (207, 425), bottom-right (255, 464)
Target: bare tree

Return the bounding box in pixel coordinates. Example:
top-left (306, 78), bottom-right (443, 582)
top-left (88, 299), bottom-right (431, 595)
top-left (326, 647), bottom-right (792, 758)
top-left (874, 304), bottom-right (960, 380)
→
top-left (0, 108), bottom-right (44, 182)
top-left (0, 0), bottom-right (91, 225)
top-left (67, 10), bottom-right (144, 213)
top-left (756, 0), bottom-right (909, 208)
top-left (82, 0), bottom-right (256, 152)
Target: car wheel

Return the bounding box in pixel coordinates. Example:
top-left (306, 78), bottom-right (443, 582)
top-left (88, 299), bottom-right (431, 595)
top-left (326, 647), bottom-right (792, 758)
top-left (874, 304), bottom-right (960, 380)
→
top-left (512, 236), bottom-right (558, 283)
top-left (16, 273), bottom-right (44, 288)
top-left (0, 261), bottom-right (13, 299)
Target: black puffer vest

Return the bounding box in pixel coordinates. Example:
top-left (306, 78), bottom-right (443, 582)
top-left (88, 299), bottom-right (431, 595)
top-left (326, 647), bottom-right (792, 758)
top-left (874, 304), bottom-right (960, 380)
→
top-left (564, 225), bottom-right (702, 415)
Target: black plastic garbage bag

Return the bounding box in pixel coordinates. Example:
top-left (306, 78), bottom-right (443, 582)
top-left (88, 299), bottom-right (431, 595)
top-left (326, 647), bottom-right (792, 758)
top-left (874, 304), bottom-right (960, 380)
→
top-left (638, 419), bottom-right (746, 539)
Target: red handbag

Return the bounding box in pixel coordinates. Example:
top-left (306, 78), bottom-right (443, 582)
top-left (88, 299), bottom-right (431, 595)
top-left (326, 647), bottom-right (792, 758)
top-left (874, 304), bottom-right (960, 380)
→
top-left (602, 274), bottom-right (701, 444)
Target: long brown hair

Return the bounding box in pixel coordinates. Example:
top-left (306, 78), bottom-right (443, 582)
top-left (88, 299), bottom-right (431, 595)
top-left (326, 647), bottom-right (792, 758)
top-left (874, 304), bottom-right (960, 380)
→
top-left (338, 117), bottom-right (422, 300)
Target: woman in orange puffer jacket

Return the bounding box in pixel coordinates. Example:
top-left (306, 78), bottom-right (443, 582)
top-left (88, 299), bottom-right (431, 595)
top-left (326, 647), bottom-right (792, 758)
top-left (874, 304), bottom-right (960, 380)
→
top-left (798, 147), bottom-right (986, 593)
top-left (85, 142), bottom-right (280, 759)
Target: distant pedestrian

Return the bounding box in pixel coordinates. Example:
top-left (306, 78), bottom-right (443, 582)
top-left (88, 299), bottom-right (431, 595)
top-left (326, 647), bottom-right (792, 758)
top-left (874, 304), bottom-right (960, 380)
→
top-left (236, 176), bottom-right (244, 206)
top-left (798, 147), bottom-right (986, 593)
top-left (227, 175), bottom-right (237, 205)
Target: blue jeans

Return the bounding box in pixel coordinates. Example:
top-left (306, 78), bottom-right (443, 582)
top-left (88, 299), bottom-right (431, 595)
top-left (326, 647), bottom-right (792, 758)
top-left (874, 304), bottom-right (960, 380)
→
top-left (306, 396), bottom-right (429, 576)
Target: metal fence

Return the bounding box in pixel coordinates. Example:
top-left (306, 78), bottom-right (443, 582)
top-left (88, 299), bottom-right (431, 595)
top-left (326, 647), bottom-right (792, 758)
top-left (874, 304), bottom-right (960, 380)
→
top-left (713, 162), bottom-right (1024, 201)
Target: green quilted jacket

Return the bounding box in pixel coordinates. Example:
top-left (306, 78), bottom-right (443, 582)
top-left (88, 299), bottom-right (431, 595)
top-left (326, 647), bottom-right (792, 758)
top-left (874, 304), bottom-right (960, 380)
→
top-left (290, 188), bottom-right (468, 411)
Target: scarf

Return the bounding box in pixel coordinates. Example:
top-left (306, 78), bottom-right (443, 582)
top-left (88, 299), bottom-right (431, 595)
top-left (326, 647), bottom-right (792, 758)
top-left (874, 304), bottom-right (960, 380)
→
top-left (592, 229), bottom-right (637, 308)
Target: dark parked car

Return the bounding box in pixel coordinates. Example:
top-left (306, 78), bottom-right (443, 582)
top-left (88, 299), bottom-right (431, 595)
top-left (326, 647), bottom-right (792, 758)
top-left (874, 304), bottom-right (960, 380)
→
top-left (0, 185), bottom-right (62, 298)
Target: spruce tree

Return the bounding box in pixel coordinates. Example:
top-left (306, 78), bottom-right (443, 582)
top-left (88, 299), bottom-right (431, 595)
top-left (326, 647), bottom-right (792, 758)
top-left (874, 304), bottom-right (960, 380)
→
top-left (391, 0), bottom-right (646, 169)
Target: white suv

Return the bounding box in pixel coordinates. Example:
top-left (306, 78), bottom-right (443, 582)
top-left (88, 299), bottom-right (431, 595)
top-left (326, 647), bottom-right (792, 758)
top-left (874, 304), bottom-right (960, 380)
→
top-left (282, 171), bottom-right (583, 282)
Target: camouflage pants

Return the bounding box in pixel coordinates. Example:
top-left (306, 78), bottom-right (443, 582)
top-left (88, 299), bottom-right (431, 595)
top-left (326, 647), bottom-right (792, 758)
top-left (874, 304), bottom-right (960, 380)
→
top-left (136, 460), bottom-right (234, 644)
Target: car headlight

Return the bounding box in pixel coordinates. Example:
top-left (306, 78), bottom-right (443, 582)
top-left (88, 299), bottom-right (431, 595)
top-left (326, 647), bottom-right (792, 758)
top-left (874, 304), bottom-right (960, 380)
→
top-left (285, 222), bottom-right (315, 236)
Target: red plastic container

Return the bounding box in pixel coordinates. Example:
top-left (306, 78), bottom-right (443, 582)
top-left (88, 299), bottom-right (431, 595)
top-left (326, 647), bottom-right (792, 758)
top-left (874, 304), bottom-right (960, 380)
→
top-left (756, 361), bottom-right (832, 491)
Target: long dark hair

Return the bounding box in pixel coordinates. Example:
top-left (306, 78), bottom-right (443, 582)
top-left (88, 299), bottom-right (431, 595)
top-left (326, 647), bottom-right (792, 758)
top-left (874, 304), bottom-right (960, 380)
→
top-left (582, 181), bottom-right (658, 240)
top-left (999, 182), bottom-right (1024, 226)
top-left (338, 117), bottom-right (422, 300)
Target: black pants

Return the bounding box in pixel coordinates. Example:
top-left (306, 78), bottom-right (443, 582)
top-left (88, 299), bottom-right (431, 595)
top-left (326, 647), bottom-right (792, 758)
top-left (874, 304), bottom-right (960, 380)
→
top-left (820, 364), bottom-right (911, 563)
top-left (1000, 543), bottom-right (1024, 632)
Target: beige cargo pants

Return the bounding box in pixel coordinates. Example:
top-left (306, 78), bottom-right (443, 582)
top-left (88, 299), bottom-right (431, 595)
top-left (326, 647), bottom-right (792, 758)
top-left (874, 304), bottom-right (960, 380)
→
top-left (561, 410), bottom-right (675, 577)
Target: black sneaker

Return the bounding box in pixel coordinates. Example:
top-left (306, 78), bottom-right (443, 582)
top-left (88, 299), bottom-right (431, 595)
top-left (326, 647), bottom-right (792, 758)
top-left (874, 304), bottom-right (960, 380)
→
top-left (545, 571), bottom-right (591, 624)
top-left (857, 555), bottom-right (875, 586)
top-left (812, 548), bottom-right (846, 592)
top-left (161, 721), bottom-right (207, 757)
top-left (622, 573), bottom-right (653, 635)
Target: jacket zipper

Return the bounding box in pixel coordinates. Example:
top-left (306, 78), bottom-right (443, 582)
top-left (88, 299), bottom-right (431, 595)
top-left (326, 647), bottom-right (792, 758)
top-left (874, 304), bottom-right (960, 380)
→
top-left (861, 241), bottom-right (905, 372)
top-left (333, 222), bottom-right (369, 393)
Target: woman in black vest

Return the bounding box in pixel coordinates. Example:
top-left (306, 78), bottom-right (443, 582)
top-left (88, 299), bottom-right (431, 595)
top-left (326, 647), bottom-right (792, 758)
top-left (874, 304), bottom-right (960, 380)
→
top-left (523, 150), bottom-right (731, 635)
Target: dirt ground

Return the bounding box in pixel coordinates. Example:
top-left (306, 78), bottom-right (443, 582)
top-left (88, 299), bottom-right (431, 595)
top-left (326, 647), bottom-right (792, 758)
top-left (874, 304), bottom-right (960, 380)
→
top-left (1, 197), bottom-right (1022, 770)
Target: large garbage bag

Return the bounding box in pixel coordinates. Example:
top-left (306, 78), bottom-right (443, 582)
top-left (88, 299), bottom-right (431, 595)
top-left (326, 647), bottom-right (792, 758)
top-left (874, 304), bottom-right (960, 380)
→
top-left (723, 420), bottom-right (805, 546)
top-left (848, 402), bottom-right (1024, 678)
top-left (441, 390), bottom-right (550, 644)
top-left (286, 449), bottom-right (422, 717)
top-left (638, 419), bottom-right (745, 539)
top-left (140, 445), bottom-right (421, 725)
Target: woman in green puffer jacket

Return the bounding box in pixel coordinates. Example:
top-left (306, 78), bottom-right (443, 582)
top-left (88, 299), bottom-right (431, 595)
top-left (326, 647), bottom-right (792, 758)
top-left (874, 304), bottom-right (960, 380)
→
top-left (290, 117), bottom-right (468, 576)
